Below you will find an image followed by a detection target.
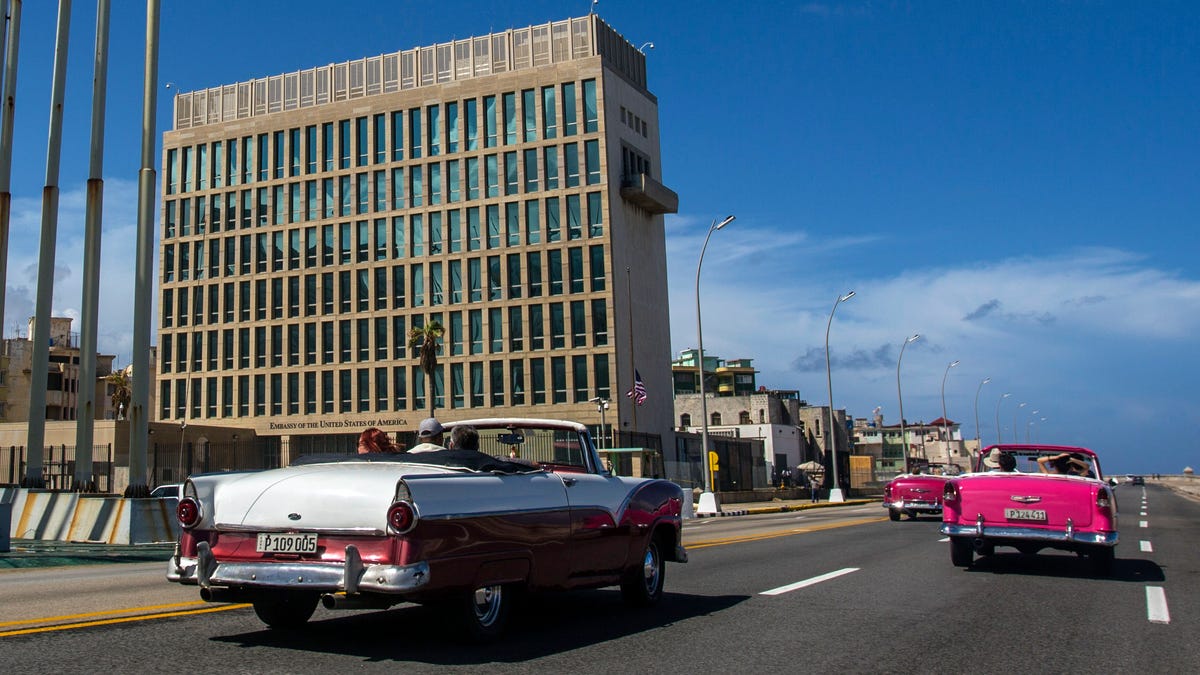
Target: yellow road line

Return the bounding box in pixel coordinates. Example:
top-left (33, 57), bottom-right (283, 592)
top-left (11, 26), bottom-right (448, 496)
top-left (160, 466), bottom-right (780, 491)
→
top-left (0, 604), bottom-right (250, 638)
top-left (687, 517), bottom-right (888, 550)
top-left (0, 601), bottom-right (210, 628)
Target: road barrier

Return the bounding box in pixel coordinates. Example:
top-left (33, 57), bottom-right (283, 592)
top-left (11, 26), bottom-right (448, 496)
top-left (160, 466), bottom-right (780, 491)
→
top-left (1, 487), bottom-right (178, 544)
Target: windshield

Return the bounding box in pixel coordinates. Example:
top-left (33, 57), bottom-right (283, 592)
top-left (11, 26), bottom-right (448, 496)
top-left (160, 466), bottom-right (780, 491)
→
top-left (978, 448), bottom-right (1098, 478)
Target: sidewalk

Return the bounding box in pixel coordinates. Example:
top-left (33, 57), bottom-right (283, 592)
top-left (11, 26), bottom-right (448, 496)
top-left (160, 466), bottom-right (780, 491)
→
top-left (0, 540), bottom-right (175, 570)
top-left (693, 497), bottom-right (879, 518)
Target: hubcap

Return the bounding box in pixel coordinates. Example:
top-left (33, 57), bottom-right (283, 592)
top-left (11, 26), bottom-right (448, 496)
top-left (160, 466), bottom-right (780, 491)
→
top-left (472, 585), bottom-right (502, 626)
top-left (642, 546), bottom-right (660, 594)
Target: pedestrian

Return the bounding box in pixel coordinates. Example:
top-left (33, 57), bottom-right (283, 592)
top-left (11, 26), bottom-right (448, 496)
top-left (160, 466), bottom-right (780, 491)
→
top-left (810, 474), bottom-right (820, 503)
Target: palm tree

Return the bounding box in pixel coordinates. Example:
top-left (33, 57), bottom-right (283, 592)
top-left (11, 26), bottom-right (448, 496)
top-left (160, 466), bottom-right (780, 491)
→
top-left (105, 370), bottom-right (132, 420)
top-left (407, 320), bottom-right (444, 415)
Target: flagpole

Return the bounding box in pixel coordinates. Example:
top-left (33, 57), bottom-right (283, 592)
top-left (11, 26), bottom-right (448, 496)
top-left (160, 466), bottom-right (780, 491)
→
top-left (626, 265), bottom-right (636, 430)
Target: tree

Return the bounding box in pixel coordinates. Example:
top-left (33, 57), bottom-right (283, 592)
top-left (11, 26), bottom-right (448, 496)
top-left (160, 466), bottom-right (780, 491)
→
top-left (407, 320), bottom-right (444, 415)
top-left (105, 370), bottom-right (132, 420)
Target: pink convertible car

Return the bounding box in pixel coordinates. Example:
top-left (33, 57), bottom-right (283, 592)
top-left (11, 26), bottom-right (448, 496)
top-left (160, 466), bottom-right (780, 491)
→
top-left (882, 464), bottom-right (958, 521)
top-left (940, 444), bottom-right (1118, 574)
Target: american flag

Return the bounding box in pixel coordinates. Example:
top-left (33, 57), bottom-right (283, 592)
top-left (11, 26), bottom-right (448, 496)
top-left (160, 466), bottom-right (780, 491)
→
top-left (626, 370), bottom-right (647, 406)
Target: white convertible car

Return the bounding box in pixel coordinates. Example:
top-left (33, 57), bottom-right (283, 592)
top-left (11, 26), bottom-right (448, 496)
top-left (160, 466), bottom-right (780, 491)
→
top-left (167, 418), bottom-right (687, 639)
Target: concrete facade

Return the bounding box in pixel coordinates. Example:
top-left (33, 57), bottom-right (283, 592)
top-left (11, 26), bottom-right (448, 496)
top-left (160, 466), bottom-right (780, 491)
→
top-left (158, 16), bottom-right (677, 455)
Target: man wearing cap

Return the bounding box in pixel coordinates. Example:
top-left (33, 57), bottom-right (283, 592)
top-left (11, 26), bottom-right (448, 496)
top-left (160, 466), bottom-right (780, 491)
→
top-left (409, 417), bottom-right (447, 453)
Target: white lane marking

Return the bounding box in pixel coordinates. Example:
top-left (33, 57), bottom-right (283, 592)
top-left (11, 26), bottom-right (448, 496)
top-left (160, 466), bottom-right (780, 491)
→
top-left (1140, 540), bottom-right (1153, 553)
top-left (1140, 511), bottom-right (1147, 516)
top-left (1140, 520), bottom-right (1149, 528)
top-left (1147, 587), bottom-right (1171, 624)
top-left (760, 568), bottom-right (859, 596)
top-left (938, 537), bottom-right (949, 543)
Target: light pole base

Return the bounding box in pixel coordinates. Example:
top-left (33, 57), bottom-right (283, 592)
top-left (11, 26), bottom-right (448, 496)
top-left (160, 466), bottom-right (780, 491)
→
top-left (828, 488), bottom-right (846, 503)
top-left (697, 491), bottom-right (722, 514)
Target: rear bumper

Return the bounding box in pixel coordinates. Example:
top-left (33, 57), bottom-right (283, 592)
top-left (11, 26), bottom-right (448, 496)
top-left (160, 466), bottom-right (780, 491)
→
top-left (884, 500), bottom-right (942, 514)
top-left (167, 541), bottom-right (430, 595)
top-left (940, 522), bottom-right (1118, 547)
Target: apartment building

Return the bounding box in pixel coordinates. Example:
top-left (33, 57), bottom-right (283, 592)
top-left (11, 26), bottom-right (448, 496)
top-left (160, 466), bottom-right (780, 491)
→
top-left (158, 15), bottom-right (678, 455)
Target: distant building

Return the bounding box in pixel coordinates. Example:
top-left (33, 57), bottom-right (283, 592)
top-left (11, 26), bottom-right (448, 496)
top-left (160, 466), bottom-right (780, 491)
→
top-left (671, 348), bottom-right (757, 397)
top-left (853, 410), bottom-right (967, 474)
top-left (0, 317), bottom-right (120, 423)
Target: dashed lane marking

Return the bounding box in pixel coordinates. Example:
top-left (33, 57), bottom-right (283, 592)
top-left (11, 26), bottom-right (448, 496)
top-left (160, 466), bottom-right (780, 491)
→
top-left (1140, 540), bottom-right (1153, 553)
top-left (1146, 587), bottom-right (1170, 624)
top-left (1140, 520), bottom-right (1149, 528)
top-left (760, 568), bottom-right (859, 596)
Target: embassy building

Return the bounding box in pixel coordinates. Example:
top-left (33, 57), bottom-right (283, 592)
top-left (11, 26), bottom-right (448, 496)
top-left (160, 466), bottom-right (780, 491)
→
top-left (158, 15), bottom-right (679, 460)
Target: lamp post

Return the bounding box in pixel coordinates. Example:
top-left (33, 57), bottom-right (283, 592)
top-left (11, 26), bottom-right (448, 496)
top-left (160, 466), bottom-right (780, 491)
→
top-left (696, 215), bottom-right (734, 514)
top-left (940, 360), bottom-right (960, 470)
top-left (1025, 409), bottom-right (1039, 443)
top-left (825, 290), bottom-right (855, 502)
top-left (1012, 402), bottom-right (1026, 443)
top-left (589, 396), bottom-right (610, 449)
top-left (896, 334), bottom-right (920, 473)
top-left (973, 377), bottom-right (990, 453)
top-left (994, 392), bottom-right (1010, 446)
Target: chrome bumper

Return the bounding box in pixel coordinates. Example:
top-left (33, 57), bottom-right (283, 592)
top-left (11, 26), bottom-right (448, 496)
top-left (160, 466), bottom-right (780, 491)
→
top-left (167, 542), bottom-right (430, 595)
top-left (940, 522), bottom-right (1118, 547)
top-left (884, 500), bottom-right (942, 513)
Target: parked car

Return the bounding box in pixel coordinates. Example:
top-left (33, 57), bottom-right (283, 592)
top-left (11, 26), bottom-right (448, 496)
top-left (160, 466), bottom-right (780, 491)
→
top-left (940, 444), bottom-right (1118, 574)
top-left (882, 469), bottom-right (951, 521)
top-left (166, 418), bottom-right (688, 639)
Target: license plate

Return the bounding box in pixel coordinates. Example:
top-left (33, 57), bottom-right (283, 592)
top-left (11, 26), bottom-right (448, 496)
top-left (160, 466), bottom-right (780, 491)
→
top-left (1004, 508), bottom-right (1047, 521)
top-left (256, 532), bottom-right (318, 553)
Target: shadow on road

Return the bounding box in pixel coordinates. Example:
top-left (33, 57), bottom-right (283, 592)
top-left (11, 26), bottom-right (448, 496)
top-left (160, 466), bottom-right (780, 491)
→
top-left (966, 552), bottom-right (1165, 582)
top-left (212, 589), bottom-right (748, 663)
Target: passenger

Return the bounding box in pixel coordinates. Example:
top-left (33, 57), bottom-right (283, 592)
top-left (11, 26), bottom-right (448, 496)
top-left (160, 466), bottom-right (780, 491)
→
top-left (357, 427), bottom-right (400, 454)
top-left (447, 424), bottom-right (480, 451)
top-left (983, 449), bottom-right (1017, 472)
top-left (1037, 452), bottom-right (1091, 476)
top-left (408, 417), bottom-right (447, 453)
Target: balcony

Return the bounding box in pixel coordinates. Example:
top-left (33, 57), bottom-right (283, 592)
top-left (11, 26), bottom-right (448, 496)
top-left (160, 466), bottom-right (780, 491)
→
top-left (620, 173), bottom-right (678, 215)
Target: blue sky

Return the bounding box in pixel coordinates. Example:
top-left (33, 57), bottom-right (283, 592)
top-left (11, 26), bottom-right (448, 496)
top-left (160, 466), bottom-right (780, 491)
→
top-left (3, 1), bottom-right (1197, 473)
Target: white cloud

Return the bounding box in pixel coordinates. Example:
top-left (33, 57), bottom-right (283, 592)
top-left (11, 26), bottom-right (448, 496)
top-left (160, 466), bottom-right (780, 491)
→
top-left (4, 177), bottom-right (151, 366)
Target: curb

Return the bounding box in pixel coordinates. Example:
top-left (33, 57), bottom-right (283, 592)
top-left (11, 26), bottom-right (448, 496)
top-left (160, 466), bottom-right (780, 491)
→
top-left (695, 509), bottom-right (748, 518)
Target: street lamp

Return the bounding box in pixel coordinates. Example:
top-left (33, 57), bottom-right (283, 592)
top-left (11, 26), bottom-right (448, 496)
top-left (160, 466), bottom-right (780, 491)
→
top-left (1025, 409), bottom-right (1039, 443)
top-left (696, 215), bottom-right (734, 514)
top-left (896, 334), bottom-right (920, 473)
top-left (825, 290), bottom-right (855, 502)
top-left (1013, 402), bottom-right (1026, 443)
top-left (589, 396), bottom-right (610, 449)
top-left (973, 377), bottom-right (990, 453)
top-left (940, 360), bottom-right (960, 470)
top-left (994, 392), bottom-right (1010, 446)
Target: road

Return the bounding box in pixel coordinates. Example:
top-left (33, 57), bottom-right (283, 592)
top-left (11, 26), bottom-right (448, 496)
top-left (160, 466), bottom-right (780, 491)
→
top-left (1, 484), bottom-right (1195, 673)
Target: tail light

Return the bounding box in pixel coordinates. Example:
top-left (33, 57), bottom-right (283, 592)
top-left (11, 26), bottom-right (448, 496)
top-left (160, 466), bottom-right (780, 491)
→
top-left (387, 501), bottom-right (418, 533)
top-left (1096, 487), bottom-right (1115, 516)
top-left (177, 498), bottom-right (202, 529)
top-left (884, 485), bottom-right (893, 499)
top-left (943, 481), bottom-right (959, 504)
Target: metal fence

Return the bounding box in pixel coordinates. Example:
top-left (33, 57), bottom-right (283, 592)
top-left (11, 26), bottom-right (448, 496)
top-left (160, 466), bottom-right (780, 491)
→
top-left (1, 445), bottom-right (115, 492)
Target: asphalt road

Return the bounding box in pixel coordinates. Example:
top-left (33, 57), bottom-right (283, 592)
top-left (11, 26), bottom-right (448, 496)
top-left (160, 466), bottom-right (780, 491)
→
top-left (1, 484), bottom-right (1194, 673)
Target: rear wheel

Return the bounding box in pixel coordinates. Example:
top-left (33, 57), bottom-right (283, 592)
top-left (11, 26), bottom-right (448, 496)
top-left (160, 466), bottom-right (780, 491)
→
top-left (452, 584), bottom-right (511, 642)
top-left (621, 538), bottom-right (665, 607)
top-left (888, 509), bottom-right (900, 522)
top-left (950, 537), bottom-right (974, 567)
top-left (252, 590), bottom-right (319, 629)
